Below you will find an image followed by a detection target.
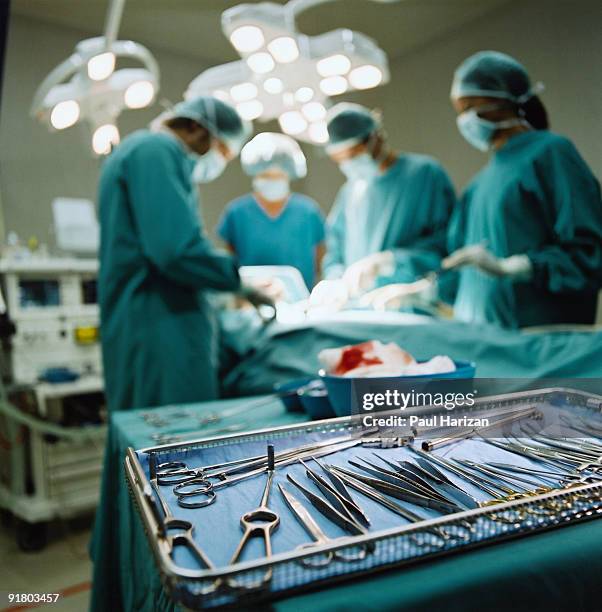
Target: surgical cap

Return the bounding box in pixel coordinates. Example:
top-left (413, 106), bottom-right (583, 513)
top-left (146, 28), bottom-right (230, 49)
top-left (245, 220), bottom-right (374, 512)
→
top-left (325, 103), bottom-right (380, 154)
top-left (171, 96), bottom-right (251, 154)
top-left (451, 51), bottom-right (541, 104)
top-left (240, 132), bottom-right (307, 180)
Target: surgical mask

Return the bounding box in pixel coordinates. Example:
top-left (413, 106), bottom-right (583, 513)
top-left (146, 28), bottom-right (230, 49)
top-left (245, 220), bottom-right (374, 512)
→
top-left (253, 177), bottom-right (290, 201)
top-left (192, 147), bottom-right (228, 183)
top-left (456, 106), bottom-right (526, 152)
top-left (339, 153), bottom-right (381, 181)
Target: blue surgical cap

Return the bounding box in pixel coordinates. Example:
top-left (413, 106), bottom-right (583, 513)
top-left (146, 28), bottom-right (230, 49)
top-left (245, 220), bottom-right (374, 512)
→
top-left (451, 51), bottom-right (542, 104)
top-left (241, 132), bottom-right (307, 180)
top-left (325, 103), bottom-right (380, 154)
top-left (172, 96), bottom-right (251, 154)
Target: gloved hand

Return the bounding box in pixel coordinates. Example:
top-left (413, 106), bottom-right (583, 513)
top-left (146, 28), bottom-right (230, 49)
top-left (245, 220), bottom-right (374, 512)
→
top-left (342, 251), bottom-right (395, 298)
top-left (308, 279), bottom-right (349, 312)
top-left (238, 284), bottom-right (277, 322)
top-left (442, 244), bottom-right (532, 279)
top-left (359, 277), bottom-right (436, 311)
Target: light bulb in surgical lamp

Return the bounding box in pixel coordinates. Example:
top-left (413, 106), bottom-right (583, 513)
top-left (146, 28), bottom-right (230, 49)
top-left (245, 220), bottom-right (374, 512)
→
top-left (349, 65), bottom-right (383, 90)
top-left (319, 75), bottom-right (348, 96)
top-left (124, 81), bottom-right (155, 109)
top-left (267, 37), bottom-right (299, 63)
top-left (247, 52), bottom-right (275, 74)
top-left (302, 102), bottom-right (326, 122)
top-left (237, 100), bottom-right (263, 121)
top-left (230, 82), bottom-right (258, 102)
top-left (308, 121), bottom-right (329, 144)
top-left (316, 54), bottom-right (351, 77)
top-left (50, 100), bottom-right (80, 130)
top-left (263, 77), bottom-right (283, 94)
top-left (87, 52), bottom-right (116, 81)
top-left (279, 111), bottom-right (307, 136)
top-left (230, 25), bottom-right (265, 53)
top-left (92, 124), bottom-right (120, 155)
top-left (295, 87), bottom-right (314, 103)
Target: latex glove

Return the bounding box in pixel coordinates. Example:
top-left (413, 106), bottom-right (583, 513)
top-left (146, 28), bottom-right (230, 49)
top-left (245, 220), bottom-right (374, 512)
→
top-left (359, 277), bottom-right (435, 311)
top-left (243, 276), bottom-right (286, 302)
top-left (342, 251), bottom-right (395, 298)
top-left (238, 284), bottom-right (277, 322)
top-left (308, 279), bottom-right (349, 311)
top-left (442, 244), bottom-right (532, 279)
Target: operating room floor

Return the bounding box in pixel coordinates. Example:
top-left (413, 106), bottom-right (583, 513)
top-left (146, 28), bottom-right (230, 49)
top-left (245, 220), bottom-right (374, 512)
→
top-left (0, 514), bottom-right (93, 611)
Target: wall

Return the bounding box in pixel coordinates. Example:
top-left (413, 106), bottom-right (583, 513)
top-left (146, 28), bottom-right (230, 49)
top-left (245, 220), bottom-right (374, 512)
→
top-left (303, 0), bottom-right (602, 210)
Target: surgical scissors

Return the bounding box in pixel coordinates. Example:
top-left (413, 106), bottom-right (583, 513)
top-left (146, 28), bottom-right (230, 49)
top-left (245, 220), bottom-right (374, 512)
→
top-left (173, 438), bottom-right (366, 508)
top-left (279, 483), bottom-right (368, 567)
top-left (226, 445), bottom-right (279, 591)
top-left (148, 454), bottom-right (214, 573)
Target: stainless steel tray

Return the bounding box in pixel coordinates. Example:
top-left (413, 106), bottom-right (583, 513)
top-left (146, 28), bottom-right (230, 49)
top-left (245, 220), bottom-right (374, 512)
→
top-left (125, 387), bottom-right (602, 609)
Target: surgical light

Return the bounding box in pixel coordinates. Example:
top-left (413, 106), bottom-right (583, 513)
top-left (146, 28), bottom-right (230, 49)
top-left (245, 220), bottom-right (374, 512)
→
top-left (319, 75), bottom-right (348, 96)
top-left (316, 54), bottom-right (350, 77)
top-left (263, 77), bottom-right (284, 94)
top-left (247, 52), bottom-right (275, 74)
top-left (294, 87), bottom-right (314, 103)
top-left (124, 80), bottom-right (155, 109)
top-left (308, 121), bottom-right (329, 144)
top-left (50, 100), bottom-right (80, 130)
top-left (282, 92), bottom-right (295, 106)
top-left (230, 25), bottom-right (265, 53)
top-left (237, 99), bottom-right (264, 120)
top-left (87, 52), bottom-right (116, 81)
top-left (349, 64), bottom-right (383, 89)
top-left (92, 124), bottom-right (120, 155)
top-left (230, 82), bottom-right (258, 102)
top-left (267, 36), bottom-right (299, 63)
top-left (213, 89), bottom-right (230, 101)
top-left (279, 111), bottom-right (307, 135)
top-left (302, 101), bottom-right (326, 122)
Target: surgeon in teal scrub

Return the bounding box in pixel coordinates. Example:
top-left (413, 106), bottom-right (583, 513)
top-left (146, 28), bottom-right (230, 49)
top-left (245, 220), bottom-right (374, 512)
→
top-left (366, 52), bottom-right (602, 326)
top-left (217, 132), bottom-right (325, 288)
top-left (443, 51), bottom-right (602, 328)
top-left (316, 103), bottom-right (456, 300)
top-left (98, 96), bottom-right (252, 411)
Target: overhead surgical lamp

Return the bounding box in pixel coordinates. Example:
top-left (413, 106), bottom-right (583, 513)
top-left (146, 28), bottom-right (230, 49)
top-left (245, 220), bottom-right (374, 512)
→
top-left (30, 0), bottom-right (160, 156)
top-left (185, 0), bottom-right (397, 145)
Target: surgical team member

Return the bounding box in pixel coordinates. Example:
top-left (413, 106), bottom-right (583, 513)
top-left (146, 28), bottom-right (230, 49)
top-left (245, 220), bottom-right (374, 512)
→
top-left (445, 51), bottom-right (602, 327)
top-left (367, 51), bottom-right (602, 328)
top-left (98, 96), bottom-right (251, 411)
top-left (217, 132), bottom-right (325, 289)
top-left (317, 103), bottom-right (456, 298)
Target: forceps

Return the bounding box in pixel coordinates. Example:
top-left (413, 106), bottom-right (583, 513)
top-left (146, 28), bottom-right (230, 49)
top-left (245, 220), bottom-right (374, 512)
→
top-left (148, 454), bottom-right (214, 572)
top-left (226, 445), bottom-right (280, 591)
top-left (279, 483), bottom-right (368, 567)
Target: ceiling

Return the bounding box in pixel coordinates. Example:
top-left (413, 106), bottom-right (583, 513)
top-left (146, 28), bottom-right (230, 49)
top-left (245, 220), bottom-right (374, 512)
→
top-left (12, 0), bottom-right (513, 63)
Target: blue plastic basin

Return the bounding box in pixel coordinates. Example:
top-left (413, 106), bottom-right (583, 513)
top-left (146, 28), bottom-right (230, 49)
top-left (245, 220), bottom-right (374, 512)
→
top-left (321, 360), bottom-right (477, 417)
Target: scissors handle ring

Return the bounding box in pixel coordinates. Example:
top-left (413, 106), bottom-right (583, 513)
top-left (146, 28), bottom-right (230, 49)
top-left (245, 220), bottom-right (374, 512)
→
top-left (156, 470), bottom-right (200, 486)
top-left (177, 490), bottom-right (217, 508)
top-left (173, 477), bottom-right (213, 496)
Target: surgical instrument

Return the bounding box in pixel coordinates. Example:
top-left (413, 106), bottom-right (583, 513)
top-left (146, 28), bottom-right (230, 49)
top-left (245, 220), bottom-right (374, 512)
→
top-left (148, 454), bottom-right (214, 572)
top-left (226, 444), bottom-right (279, 590)
top-left (278, 483), bottom-right (368, 566)
top-left (151, 424), bottom-right (245, 444)
top-left (311, 457), bottom-right (371, 528)
top-left (287, 475), bottom-right (368, 537)
top-left (421, 407), bottom-right (542, 451)
top-left (299, 459), bottom-right (370, 528)
top-left (174, 437), bottom-right (373, 508)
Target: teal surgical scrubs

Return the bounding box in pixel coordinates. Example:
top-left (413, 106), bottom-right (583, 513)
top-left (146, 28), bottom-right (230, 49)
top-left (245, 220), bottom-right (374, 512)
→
top-left (323, 154), bottom-right (456, 282)
top-left (98, 130), bottom-right (240, 411)
top-left (217, 193), bottom-right (325, 288)
top-left (449, 130), bottom-right (602, 328)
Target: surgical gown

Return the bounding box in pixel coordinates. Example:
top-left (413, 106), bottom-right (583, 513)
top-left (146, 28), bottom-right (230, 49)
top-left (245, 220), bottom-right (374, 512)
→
top-left (449, 130), bottom-right (602, 328)
top-left (323, 154), bottom-right (456, 282)
top-left (98, 130), bottom-right (240, 411)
